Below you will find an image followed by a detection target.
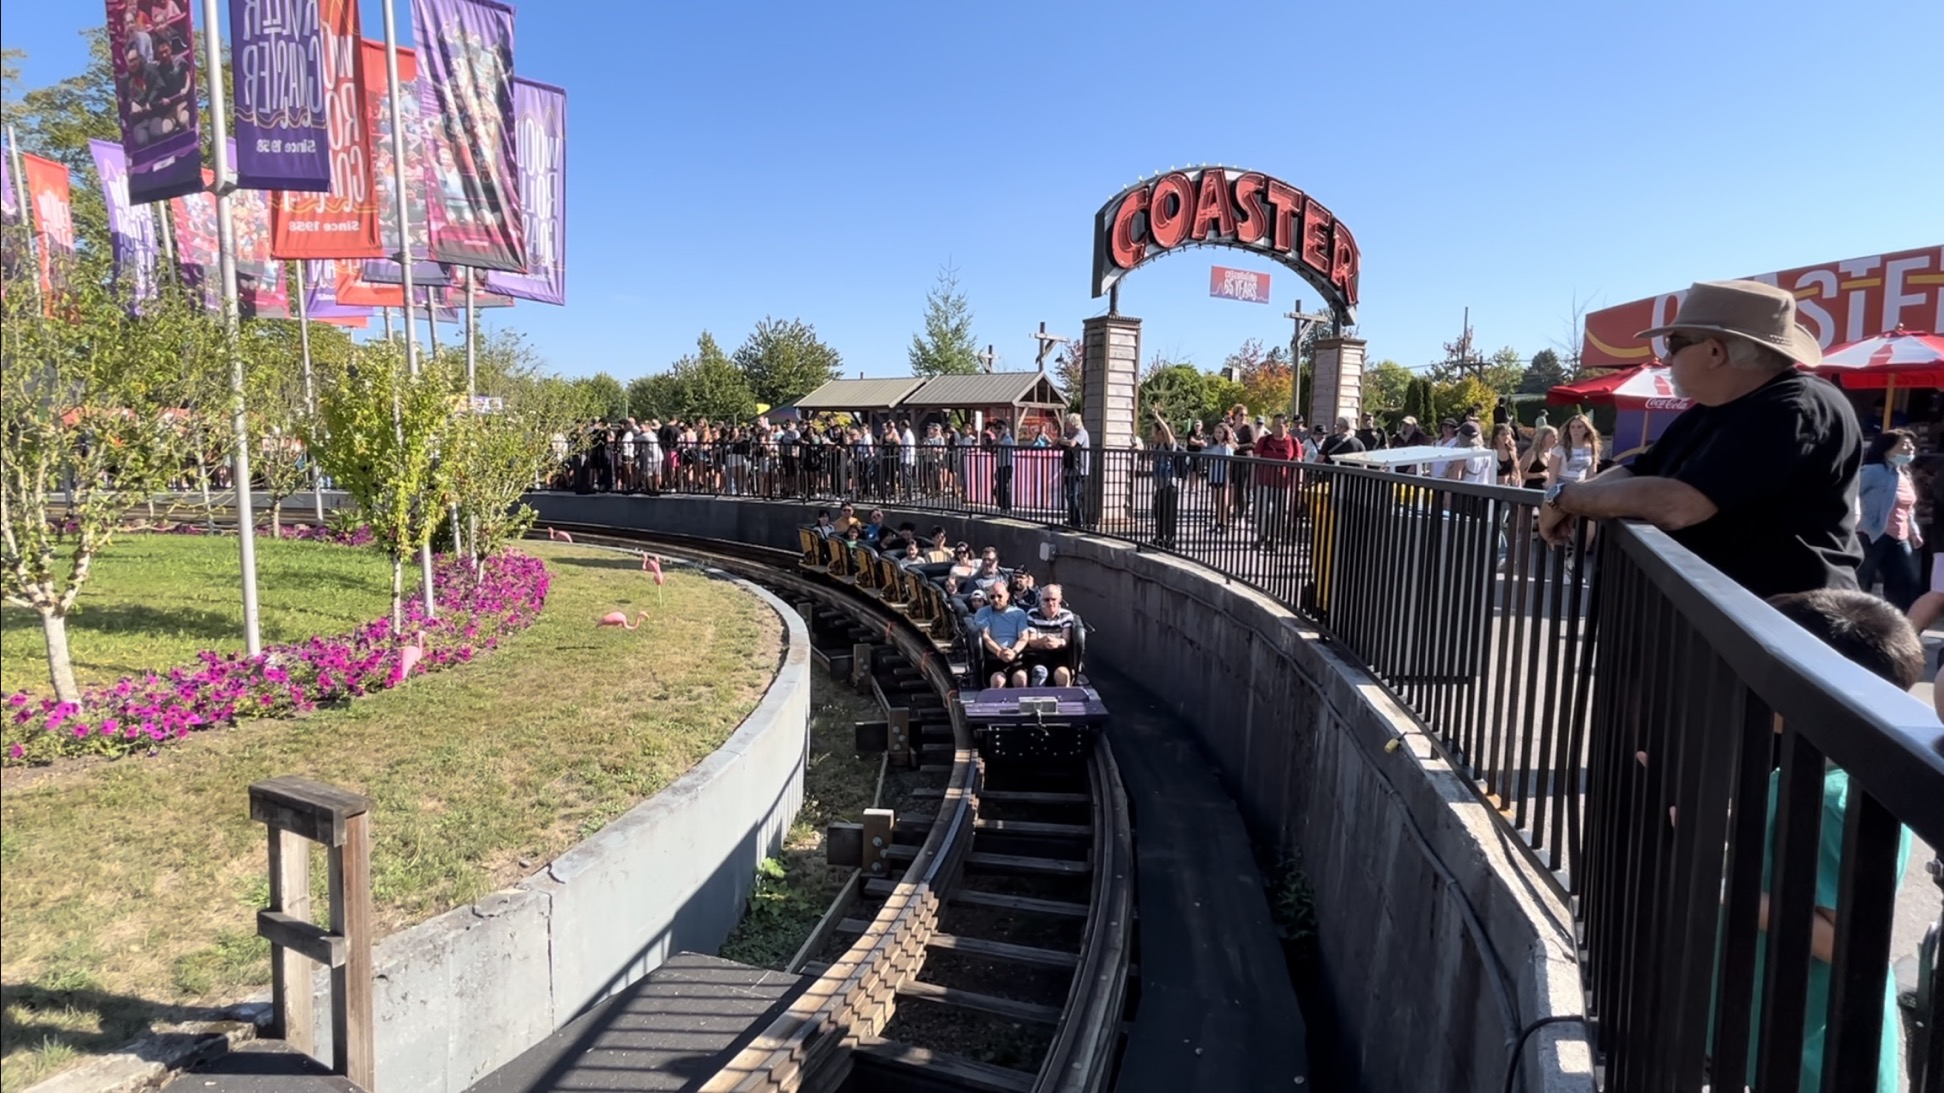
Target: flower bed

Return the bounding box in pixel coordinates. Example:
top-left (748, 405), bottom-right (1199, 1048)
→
top-left (3, 548), bottom-right (548, 765)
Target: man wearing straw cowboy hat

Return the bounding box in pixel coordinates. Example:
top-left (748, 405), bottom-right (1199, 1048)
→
top-left (1539, 279), bottom-right (1862, 598)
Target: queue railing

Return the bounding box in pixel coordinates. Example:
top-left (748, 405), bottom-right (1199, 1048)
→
top-left (550, 437), bottom-right (1944, 1088)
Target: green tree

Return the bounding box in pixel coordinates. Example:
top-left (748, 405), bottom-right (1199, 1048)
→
top-left (571, 373), bottom-right (628, 422)
top-left (1364, 359), bottom-right (1412, 415)
top-left (1054, 338), bottom-right (1085, 412)
top-left (907, 263), bottom-right (980, 377)
top-left (1, 256), bottom-right (229, 704)
top-left (1518, 348), bottom-right (1569, 395)
top-left (669, 332), bottom-right (757, 423)
top-left (626, 373), bottom-right (682, 422)
top-left (1434, 377), bottom-right (1498, 425)
top-left (1138, 363), bottom-right (1211, 430)
top-left (733, 317), bottom-right (842, 409)
top-left (1482, 346), bottom-right (1525, 395)
top-left (308, 343), bottom-right (456, 629)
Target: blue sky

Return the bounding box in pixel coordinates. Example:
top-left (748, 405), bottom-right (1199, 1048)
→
top-left (7, 0), bottom-right (1940, 381)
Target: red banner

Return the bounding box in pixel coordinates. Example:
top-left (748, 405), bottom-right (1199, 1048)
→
top-left (269, 0), bottom-right (381, 258)
top-left (1582, 246), bottom-right (1944, 367)
top-left (22, 153), bottom-right (74, 309)
top-left (1209, 265), bottom-right (1272, 304)
top-left (334, 257), bottom-right (404, 307)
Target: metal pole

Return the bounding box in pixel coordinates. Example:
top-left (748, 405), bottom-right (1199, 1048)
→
top-left (6, 126), bottom-right (42, 312)
top-left (381, 305), bottom-right (392, 340)
top-left (465, 276), bottom-right (479, 570)
top-left (424, 284), bottom-right (439, 358)
top-left (295, 262), bottom-right (326, 525)
top-left (380, 0), bottom-right (434, 616)
top-left (200, 0), bottom-right (264, 655)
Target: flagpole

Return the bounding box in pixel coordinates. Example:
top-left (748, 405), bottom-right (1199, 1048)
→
top-left (199, 0), bottom-right (264, 656)
top-left (380, 0), bottom-right (434, 617)
top-left (5, 126), bottom-right (42, 312)
top-left (464, 274), bottom-right (478, 571)
top-left (295, 261), bottom-right (326, 525)
top-left (381, 304), bottom-right (393, 340)
top-left (424, 283), bottom-right (439, 358)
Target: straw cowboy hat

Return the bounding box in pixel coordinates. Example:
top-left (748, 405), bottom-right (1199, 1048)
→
top-left (1637, 279), bottom-right (1823, 367)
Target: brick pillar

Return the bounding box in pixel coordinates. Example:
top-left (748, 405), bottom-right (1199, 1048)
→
top-left (1081, 314), bottom-right (1139, 528)
top-left (1307, 336), bottom-right (1367, 430)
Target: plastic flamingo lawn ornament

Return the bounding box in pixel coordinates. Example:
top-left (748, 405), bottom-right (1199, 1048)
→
top-left (547, 526), bottom-right (573, 544)
top-left (596, 610), bottom-right (649, 631)
top-left (644, 553), bottom-right (665, 607)
top-left (391, 629), bottom-right (428, 685)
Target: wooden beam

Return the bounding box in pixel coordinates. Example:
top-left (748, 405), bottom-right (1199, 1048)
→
top-left (257, 910), bottom-right (347, 968)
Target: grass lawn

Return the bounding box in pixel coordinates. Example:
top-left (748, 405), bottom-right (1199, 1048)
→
top-left (0, 534), bottom-right (395, 699)
top-left (0, 541), bottom-right (782, 1092)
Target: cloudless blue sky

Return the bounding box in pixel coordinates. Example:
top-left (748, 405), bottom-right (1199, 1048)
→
top-left (7, 0), bottom-right (1941, 382)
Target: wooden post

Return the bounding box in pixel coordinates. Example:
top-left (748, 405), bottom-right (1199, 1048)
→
top-left (267, 827), bottom-right (315, 1054)
top-left (332, 810), bottom-right (375, 1090)
top-left (250, 776), bottom-right (374, 1090)
top-left (862, 808), bottom-right (896, 879)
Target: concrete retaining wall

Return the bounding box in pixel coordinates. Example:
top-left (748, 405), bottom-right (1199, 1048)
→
top-left (528, 493), bottom-right (1595, 1093)
top-left (290, 563), bottom-right (811, 1093)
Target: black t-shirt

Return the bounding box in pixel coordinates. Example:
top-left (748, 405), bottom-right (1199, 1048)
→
top-left (1320, 433), bottom-right (1366, 464)
top-left (1627, 370), bottom-right (1861, 598)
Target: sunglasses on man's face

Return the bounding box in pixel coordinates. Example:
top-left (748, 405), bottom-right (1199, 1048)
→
top-left (1665, 333), bottom-right (1705, 355)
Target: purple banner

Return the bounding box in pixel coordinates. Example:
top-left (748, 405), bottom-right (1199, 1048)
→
top-left (411, 0), bottom-right (524, 271)
top-left (87, 139), bottom-right (160, 307)
top-left (302, 259), bottom-right (374, 320)
top-left (484, 79), bottom-right (565, 305)
top-left (359, 256), bottom-right (451, 286)
top-left (106, 0), bottom-right (204, 203)
top-left (1, 146), bottom-right (16, 222)
top-left (229, 0), bottom-right (332, 191)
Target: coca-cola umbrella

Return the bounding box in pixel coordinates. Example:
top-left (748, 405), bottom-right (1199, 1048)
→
top-left (1818, 328), bottom-right (1944, 427)
top-left (1547, 363), bottom-right (1692, 411)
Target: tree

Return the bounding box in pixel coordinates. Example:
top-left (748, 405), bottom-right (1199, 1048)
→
top-left (571, 373), bottom-right (628, 422)
top-left (239, 318), bottom-right (352, 535)
top-left (1434, 377), bottom-right (1498, 426)
top-left (733, 317), bottom-right (842, 409)
top-left (670, 332), bottom-right (757, 423)
top-left (1054, 338), bottom-right (1085, 412)
top-left (1225, 339), bottom-right (1293, 417)
top-left (2, 256), bottom-right (229, 704)
top-left (626, 373), bottom-right (682, 422)
top-left (1137, 363), bottom-right (1211, 430)
top-left (1481, 346), bottom-right (1525, 396)
top-left (1518, 348), bottom-right (1569, 395)
top-left (907, 263), bottom-right (980, 377)
top-left (308, 343), bottom-right (455, 629)
top-left (1364, 359), bottom-right (1413, 415)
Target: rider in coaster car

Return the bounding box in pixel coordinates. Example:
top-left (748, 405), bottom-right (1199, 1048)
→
top-left (1023, 583), bottom-right (1079, 686)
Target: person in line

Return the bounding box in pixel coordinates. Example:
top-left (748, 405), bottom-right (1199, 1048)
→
top-left (1857, 429), bottom-right (1923, 611)
top-left (1492, 423), bottom-right (1521, 486)
top-left (991, 419), bottom-right (1016, 513)
top-left (1229, 405), bottom-right (1258, 518)
top-left (970, 579), bottom-right (1032, 689)
top-left (1319, 415), bottom-right (1366, 464)
top-left (1150, 411), bottom-right (1184, 547)
top-left (1548, 414), bottom-right (1601, 488)
top-left (1444, 421), bottom-right (1495, 485)
top-left (1253, 414), bottom-right (1302, 551)
top-left (1355, 413), bottom-right (1389, 452)
top-left (1058, 413), bottom-right (1092, 528)
top-left (1428, 418), bottom-right (1461, 478)
top-left (1731, 589), bottom-right (1920, 1093)
top-left (1540, 279), bottom-right (1861, 598)
top-left (1204, 423), bottom-right (1236, 534)
top-left (1523, 425), bottom-right (1558, 490)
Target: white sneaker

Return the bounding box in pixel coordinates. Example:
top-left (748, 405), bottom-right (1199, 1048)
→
top-left (1030, 665), bottom-right (1049, 686)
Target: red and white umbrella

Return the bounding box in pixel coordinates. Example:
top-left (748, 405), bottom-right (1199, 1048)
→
top-left (1818, 327), bottom-right (1944, 425)
top-left (1547, 364), bottom-right (1690, 411)
top-left (1821, 327), bottom-right (1944, 371)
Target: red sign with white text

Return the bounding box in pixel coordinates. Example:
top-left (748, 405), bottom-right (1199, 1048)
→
top-left (1209, 266), bottom-right (1272, 304)
top-left (1582, 246), bottom-right (1944, 366)
top-left (269, 0), bottom-right (382, 259)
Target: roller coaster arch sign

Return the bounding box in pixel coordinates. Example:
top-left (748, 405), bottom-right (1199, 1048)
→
top-left (1092, 167), bottom-right (1360, 324)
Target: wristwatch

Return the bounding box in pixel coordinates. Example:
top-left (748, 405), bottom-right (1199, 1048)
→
top-left (1544, 483), bottom-right (1568, 510)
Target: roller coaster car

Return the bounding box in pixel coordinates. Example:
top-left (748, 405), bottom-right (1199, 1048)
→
top-left (959, 615), bottom-right (1103, 762)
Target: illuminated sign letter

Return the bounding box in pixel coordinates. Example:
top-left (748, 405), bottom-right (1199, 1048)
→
top-left (1189, 170), bottom-right (1236, 241)
top-left (1148, 172), bottom-right (1194, 250)
top-left (1110, 187), bottom-right (1151, 270)
top-left (1231, 172), bottom-right (1269, 245)
top-left (1264, 179), bottom-right (1303, 255)
top-left (1301, 197), bottom-right (1335, 276)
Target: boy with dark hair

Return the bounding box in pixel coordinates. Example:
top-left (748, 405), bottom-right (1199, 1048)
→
top-left (1721, 589), bottom-right (1921, 1092)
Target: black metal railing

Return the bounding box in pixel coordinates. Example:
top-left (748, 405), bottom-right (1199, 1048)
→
top-left (546, 438), bottom-right (1944, 1089)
